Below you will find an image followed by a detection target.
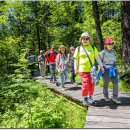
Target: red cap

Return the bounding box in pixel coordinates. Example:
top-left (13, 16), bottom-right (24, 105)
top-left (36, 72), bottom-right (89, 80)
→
top-left (104, 37), bottom-right (113, 44)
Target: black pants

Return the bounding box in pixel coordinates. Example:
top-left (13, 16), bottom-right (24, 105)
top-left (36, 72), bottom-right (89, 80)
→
top-left (71, 68), bottom-right (76, 83)
top-left (45, 65), bottom-right (50, 76)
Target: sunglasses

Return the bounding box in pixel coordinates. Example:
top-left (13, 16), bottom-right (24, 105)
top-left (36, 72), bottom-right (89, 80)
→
top-left (107, 42), bottom-right (114, 46)
top-left (82, 37), bottom-right (90, 41)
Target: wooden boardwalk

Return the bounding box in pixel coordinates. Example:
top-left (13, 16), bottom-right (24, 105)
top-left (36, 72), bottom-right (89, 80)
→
top-left (34, 75), bottom-right (130, 128)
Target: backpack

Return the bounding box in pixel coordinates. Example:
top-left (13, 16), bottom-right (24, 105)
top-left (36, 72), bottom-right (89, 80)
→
top-left (28, 54), bottom-right (37, 63)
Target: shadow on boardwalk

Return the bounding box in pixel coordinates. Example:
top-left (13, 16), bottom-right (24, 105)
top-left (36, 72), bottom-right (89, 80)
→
top-left (92, 97), bottom-right (130, 109)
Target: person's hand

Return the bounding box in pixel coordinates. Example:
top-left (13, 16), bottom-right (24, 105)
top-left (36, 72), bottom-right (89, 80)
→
top-left (75, 70), bottom-right (79, 76)
top-left (100, 66), bottom-right (105, 74)
top-left (115, 67), bottom-right (120, 76)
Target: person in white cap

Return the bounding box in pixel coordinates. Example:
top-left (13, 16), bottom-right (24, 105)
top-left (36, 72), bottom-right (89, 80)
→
top-left (38, 50), bottom-right (45, 78)
top-left (73, 32), bottom-right (104, 106)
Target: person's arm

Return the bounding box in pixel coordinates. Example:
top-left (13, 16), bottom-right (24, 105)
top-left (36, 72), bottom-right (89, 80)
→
top-left (74, 58), bottom-right (78, 74)
top-left (95, 56), bottom-right (103, 67)
top-left (94, 48), bottom-right (104, 73)
top-left (47, 53), bottom-right (50, 63)
top-left (56, 54), bottom-right (60, 70)
top-left (113, 50), bottom-right (119, 73)
top-left (38, 56), bottom-right (41, 62)
top-left (73, 47), bottom-right (79, 75)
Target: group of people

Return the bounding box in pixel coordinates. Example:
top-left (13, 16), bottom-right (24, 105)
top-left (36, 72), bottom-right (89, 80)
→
top-left (38, 45), bottom-right (76, 89)
top-left (37, 32), bottom-right (121, 106)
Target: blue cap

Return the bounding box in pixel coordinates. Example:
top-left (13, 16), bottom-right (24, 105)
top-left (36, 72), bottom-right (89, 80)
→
top-left (51, 45), bottom-right (55, 48)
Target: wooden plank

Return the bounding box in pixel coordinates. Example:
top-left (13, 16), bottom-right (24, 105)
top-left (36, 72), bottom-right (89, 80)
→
top-left (87, 115), bottom-right (130, 124)
top-left (84, 121), bottom-right (130, 128)
top-left (88, 107), bottom-right (130, 114)
top-left (88, 105), bottom-right (130, 111)
top-left (88, 110), bottom-right (130, 118)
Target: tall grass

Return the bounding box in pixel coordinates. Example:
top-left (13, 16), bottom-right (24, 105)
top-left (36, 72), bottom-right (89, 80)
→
top-left (0, 77), bottom-right (86, 128)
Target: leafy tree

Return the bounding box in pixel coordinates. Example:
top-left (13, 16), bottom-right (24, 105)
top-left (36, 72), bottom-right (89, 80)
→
top-left (121, 1), bottom-right (130, 63)
top-left (120, 1), bottom-right (130, 77)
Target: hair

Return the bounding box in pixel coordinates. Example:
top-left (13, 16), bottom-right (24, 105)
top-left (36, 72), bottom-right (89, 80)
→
top-left (104, 44), bottom-right (107, 49)
top-left (58, 45), bottom-right (67, 56)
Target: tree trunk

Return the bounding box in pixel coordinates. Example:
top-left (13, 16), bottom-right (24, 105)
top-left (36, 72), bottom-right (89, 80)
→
top-left (34, 1), bottom-right (41, 52)
top-left (92, 1), bottom-right (104, 50)
top-left (121, 1), bottom-right (130, 63)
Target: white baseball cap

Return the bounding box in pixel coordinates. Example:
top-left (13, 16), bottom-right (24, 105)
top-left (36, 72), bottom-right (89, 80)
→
top-left (81, 32), bottom-right (91, 38)
top-left (40, 50), bottom-right (43, 53)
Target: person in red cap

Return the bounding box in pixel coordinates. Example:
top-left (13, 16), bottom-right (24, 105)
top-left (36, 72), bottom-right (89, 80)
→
top-left (99, 37), bottom-right (121, 104)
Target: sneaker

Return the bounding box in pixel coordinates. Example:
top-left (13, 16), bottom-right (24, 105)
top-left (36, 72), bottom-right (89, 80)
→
top-left (104, 97), bottom-right (110, 101)
top-left (112, 97), bottom-right (121, 104)
top-left (62, 86), bottom-right (67, 90)
top-left (83, 97), bottom-right (89, 106)
top-left (50, 80), bottom-right (53, 83)
top-left (52, 81), bottom-right (55, 84)
top-left (87, 96), bottom-right (94, 104)
top-left (56, 82), bottom-right (61, 86)
top-left (53, 80), bottom-right (57, 84)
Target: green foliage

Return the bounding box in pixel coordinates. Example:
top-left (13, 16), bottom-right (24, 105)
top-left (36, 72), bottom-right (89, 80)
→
top-left (0, 77), bottom-right (86, 128)
top-left (98, 77), bottom-right (130, 92)
top-left (0, 36), bottom-right (19, 75)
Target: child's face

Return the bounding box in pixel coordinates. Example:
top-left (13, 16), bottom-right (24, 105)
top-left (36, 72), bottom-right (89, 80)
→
top-left (106, 42), bottom-right (114, 50)
top-left (61, 48), bottom-right (65, 53)
top-left (81, 37), bottom-right (90, 46)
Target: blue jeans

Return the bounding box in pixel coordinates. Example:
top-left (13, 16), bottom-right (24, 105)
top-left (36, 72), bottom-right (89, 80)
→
top-left (59, 69), bottom-right (68, 86)
top-left (49, 64), bottom-right (56, 81)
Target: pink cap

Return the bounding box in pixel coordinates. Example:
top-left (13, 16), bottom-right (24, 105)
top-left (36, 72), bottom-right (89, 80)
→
top-left (104, 37), bottom-right (114, 44)
top-left (70, 46), bottom-right (75, 51)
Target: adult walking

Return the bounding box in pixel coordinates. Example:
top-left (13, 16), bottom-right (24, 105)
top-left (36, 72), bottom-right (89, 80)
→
top-left (45, 49), bottom-right (51, 76)
top-left (74, 32), bottom-right (104, 106)
top-left (47, 45), bottom-right (57, 83)
top-left (38, 50), bottom-right (45, 78)
top-left (68, 46), bottom-right (76, 83)
top-left (98, 37), bottom-right (121, 104)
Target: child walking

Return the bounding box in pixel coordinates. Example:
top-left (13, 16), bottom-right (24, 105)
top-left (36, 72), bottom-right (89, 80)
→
top-left (56, 45), bottom-right (68, 90)
top-left (74, 32), bottom-right (104, 106)
top-left (68, 46), bottom-right (76, 83)
top-left (99, 37), bottom-right (121, 104)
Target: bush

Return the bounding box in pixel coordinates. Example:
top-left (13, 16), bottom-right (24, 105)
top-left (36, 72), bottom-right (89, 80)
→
top-left (0, 77), bottom-right (86, 128)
